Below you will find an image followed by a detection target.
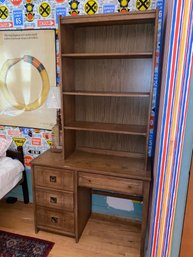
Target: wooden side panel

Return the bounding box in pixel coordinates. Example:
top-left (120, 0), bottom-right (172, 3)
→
top-left (63, 94), bottom-right (75, 159)
top-left (140, 181), bottom-right (150, 257)
top-left (63, 130), bottom-right (76, 159)
top-left (61, 59), bottom-right (75, 92)
top-left (59, 24), bottom-right (74, 54)
top-left (144, 9), bottom-right (159, 169)
top-left (75, 169), bottom-right (92, 242)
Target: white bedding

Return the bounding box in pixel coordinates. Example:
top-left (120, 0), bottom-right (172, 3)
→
top-left (0, 157), bottom-right (24, 199)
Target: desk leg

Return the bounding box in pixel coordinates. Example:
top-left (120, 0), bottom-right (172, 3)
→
top-left (140, 181), bottom-right (150, 257)
top-left (75, 185), bottom-right (92, 242)
top-left (21, 169), bottom-right (29, 204)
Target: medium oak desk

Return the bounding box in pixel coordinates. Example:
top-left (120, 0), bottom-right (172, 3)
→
top-left (32, 150), bottom-right (151, 257)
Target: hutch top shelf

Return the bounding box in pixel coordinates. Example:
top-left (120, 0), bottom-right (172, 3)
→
top-left (60, 10), bottom-right (157, 25)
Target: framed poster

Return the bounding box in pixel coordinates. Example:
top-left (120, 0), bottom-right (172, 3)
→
top-left (0, 29), bottom-right (56, 129)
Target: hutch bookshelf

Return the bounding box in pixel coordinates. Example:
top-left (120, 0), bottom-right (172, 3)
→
top-left (32, 10), bottom-right (158, 257)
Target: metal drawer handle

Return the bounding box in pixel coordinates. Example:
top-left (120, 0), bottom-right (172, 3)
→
top-left (50, 176), bottom-right (57, 183)
top-left (50, 197), bottom-right (57, 204)
top-left (51, 216), bottom-right (58, 224)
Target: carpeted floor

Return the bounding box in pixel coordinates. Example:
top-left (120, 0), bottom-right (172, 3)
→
top-left (0, 230), bottom-right (54, 257)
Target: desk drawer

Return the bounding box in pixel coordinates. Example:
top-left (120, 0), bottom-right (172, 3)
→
top-left (34, 166), bottom-right (74, 191)
top-left (37, 207), bottom-right (74, 233)
top-left (79, 172), bottom-right (143, 196)
top-left (35, 189), bottom-right (74, 211)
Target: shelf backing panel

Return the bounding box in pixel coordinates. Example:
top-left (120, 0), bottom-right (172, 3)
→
top-left (76, 130), bottom-right (146, 157)
top-left (75, 95), bottom-right (149, 126)
top-left (73, 59), bottom-right (153, 93)
top-left (61, 23), bottom-right (154, 54)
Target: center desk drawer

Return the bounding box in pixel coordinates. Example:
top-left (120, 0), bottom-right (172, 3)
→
top-left (79, 172), bottom-right (143, 196)
top-left (34, 166), bottom-right (74, 191)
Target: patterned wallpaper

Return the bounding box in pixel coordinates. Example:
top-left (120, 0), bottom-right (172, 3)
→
top-left (0, 0), bottom-right (157, 30)
top-left (0, 0), bottom-right (164, 219)
top-left (0, 125), bottom-right (51, 169)
top-left (0, 0), bottom-right (164, 167)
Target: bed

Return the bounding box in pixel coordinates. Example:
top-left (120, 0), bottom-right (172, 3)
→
top-left (0, 145), bottom-right (29, 204)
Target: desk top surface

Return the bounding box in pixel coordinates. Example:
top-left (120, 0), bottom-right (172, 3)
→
top-left (31, 150), bottom-right (151, 181)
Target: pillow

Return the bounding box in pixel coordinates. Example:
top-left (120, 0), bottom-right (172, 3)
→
top-left (0, 138), bottom-right (12, 157)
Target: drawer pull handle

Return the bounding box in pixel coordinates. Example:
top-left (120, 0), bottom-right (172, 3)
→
top-left (50, 197), bottom-right (57, 204)
top-left (51, 216), bottom-right (58, 223)
top-left (50, 176), bottom-right (57, 183)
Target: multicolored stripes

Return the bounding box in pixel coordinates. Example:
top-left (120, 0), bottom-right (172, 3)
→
top-left (23, 55), bottom-right (45, 72)
top-left (149, 1), bottom-right (193, 257)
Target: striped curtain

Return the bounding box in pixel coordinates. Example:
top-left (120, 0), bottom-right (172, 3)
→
top-left (149, 0), bottom-right (193, 257)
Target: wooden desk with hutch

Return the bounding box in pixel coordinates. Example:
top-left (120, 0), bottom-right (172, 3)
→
top-left (32, 10), bottom-right (158, 257)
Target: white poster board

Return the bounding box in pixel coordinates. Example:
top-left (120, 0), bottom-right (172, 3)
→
top-left (0, 29), bottom-right (56, 129)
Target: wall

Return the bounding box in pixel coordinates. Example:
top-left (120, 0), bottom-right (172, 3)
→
top-left (0, 1), bottom-right (164, 221)
top-left (148, 0), bottom-right (193, 256)
top-left (170, 71), bottom-right (193, 257)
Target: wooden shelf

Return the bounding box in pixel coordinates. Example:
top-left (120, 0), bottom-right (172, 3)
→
top-left (60, 10), bottom-right (157, 26)
top-left (63, 91), bottom-right (150, 97)
top-left (64, 121), bottom-right (147, 136)
top-left (62, 53), bottom-right (153, 59)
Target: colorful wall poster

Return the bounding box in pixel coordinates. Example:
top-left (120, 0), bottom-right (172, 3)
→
top-left (0, 29), bottom-right (56, 129)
